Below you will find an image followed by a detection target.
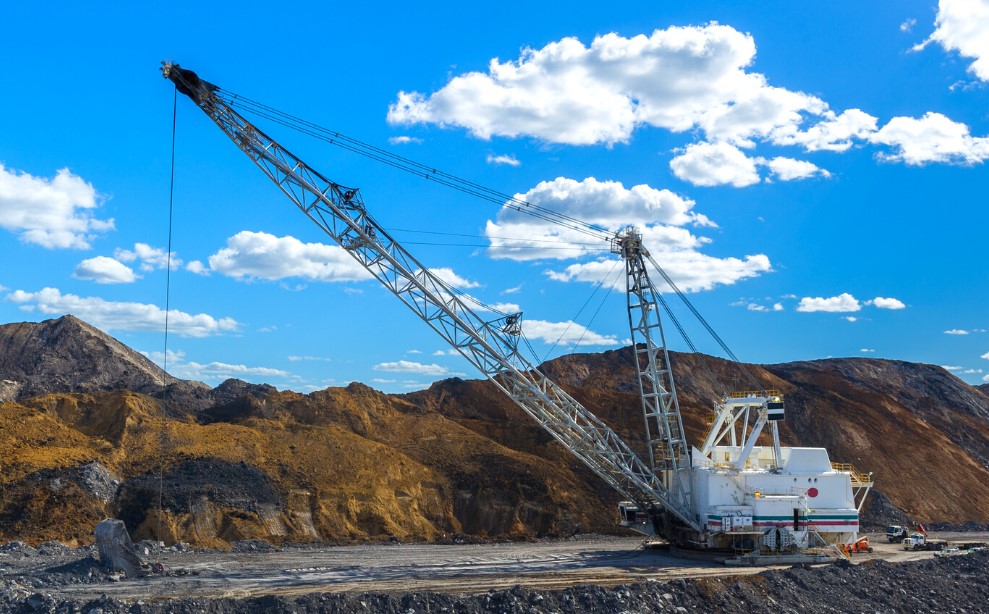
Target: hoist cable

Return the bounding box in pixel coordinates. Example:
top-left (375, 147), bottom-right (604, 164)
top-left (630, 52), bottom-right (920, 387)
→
top-left (645, 253), bottom-right (761, 391)
top-left (542, 259), bottom-right (622, 362)
top-left (158, 87), bottom-right (178, 542)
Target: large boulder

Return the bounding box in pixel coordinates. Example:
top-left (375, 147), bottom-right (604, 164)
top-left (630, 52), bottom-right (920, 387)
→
top-left (94, 518), bottom-right (144, 577)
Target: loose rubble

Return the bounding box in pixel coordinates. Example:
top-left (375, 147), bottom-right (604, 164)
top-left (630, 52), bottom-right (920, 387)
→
top-left (1, 539), bottom-right (987, 613)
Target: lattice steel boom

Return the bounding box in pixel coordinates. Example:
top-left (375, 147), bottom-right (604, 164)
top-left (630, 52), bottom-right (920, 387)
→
top-left (161, 62), bottom-right (700, 532)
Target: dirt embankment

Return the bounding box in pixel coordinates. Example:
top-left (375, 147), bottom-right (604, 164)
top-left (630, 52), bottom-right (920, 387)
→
top-left (3, 316), bottom-right (989, 547)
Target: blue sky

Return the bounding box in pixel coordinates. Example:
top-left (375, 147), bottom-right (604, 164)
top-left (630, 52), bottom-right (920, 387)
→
top-left (1, 1), bottom-right (988, 392)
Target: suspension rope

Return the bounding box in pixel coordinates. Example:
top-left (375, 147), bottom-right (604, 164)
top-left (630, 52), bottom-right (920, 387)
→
top-left (157, 87), bottom-right (178, 542)
top-left (214, 84), bottom-right (760, 388)
top-left (217, 90), bottom-right (613, 242)
top-left (569, 263), bottom-right (622, 354)
top-left (645, 253), bottom-right (761, 391)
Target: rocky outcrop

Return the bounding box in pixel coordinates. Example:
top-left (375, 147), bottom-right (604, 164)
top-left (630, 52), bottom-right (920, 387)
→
top-left (0, 316), bottom-right (205, 404)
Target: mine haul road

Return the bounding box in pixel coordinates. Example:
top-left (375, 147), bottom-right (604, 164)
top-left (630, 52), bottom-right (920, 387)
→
top-left (46, 532), bottom-right (980, 602)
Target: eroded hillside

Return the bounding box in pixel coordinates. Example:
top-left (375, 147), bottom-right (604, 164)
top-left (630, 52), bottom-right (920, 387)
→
top-left (2, 316), bottom-right (989, 546)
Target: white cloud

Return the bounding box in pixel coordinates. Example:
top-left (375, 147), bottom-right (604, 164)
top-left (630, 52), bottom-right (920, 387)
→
top-left (142, 349), bottom-right (288, 382)
top-left (388, 136), bottom-right (422, 145)
top-left (180, 361), bottom-right (288, 379)
top-left (945, 329), bottom-right (970, 335)
top-left (671, 144), bottom-right (831, 186)
top-left (869, 112), bottom-right (989, 165)
top-left (407, 349), bottom-right (422, 354)
top-left (796, 293), bottom-right (861, 313)
top-left (388, 24), bottom-right (859, 149)
top-left (73, 256), bottom-right (138, 284)
top-left (963, 368), bottom-right (984, 374)
top-left (503, 284), bottom-right (523, 294)
top-left (983, 374), bottom-right (989, 382)
top-left (942, 365), bottom-right (962, 371)
top-left (982, 351), bottom-right (989, 360)
top-left (547, 249), bottom-right (771, 294)
top-left (485, 177), bottom-right (739, 281)
top-left (433, 349), bottom-right (460, 356)
top-left (6, 287), bottom-right (238, 337)
top-left (486, 154), bottom-right (521, 167)
top-left (772, 109), bottom-right (878, 152)
top-left (869, 296), bottom-right (906, 310)
top-left (844, 316), bottom-right (858, 322)
top-left (373, 360), bottom-right (455, 376)
top-left (428, 267), bottom-right (480, 289)
top-left (287, 355), bottom-right (333, 362)
top-left (670, 142), bottom-right (761, 187)
top-left (114, 243), bottom-right (181, 272)
top-left (921, 0), bottom-right (989, 81)
top-left (0, 164), bottom-right (113, 249)
top-left (522, 319), bottom-right (619, 346)
top-left (206, 231), bottom-right (372, 282)
top-left (860, 348), bottom-right (876, 353)
top-left (900, 18), bottom-right (917, 33)
top-left (765, 157), bottom-right (831, 181)
top-left (746, 302), bottom-right (783, 312)
top-left (186, 260), bottom-right (209, 276)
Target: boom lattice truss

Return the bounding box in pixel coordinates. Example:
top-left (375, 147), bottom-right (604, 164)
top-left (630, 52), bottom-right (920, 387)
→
top-left (162, 62), bottom-right (700, 532)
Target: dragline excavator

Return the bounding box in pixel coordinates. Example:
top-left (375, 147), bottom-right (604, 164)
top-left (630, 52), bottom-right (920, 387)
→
top-left (162, 62), bottom-right (872, 559)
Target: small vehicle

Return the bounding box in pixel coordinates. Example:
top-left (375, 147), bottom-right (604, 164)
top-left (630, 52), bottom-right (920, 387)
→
top-left (842, 536), bottom-right (873, 554)
top-left (903, 533), bottom-right (946, 551)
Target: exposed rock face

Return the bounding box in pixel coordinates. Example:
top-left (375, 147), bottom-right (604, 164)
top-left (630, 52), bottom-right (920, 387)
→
top-left (978, 383), bottom-right (989, 396)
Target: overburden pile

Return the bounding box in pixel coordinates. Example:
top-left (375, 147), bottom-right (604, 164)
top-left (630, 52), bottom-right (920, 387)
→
top-left (2, 315), bottom-right (989, 547)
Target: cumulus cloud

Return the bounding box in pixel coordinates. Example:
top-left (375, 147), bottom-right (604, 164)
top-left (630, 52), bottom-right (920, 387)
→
top-left (945, 329), bottom-right (970, 335)
top-left (0, 165), bottom-right (113, 249)
top-left (373, 360), bottom-right (456, 376)
top-left (486, 154), bottom-right (521, 166)
top-left (869, 112), bottom-right (989, 165)
top-left (765, 157), bottom-right (831, 181)
top-left (869, 296), bottom-right (906, 310)
top-left (388, 24), bottom-right (866, 150)
top-left (206, 231), bottom-right (372, 282)
top-left (483, 177), bottom-right (761, 292)
top-left (671, 144), bottom-right (830, 186)
top-left (547, 250), bottom-right (771, 294)
top-left (186, 260), bottom-right (209, 276)
top-left (73, 256), bottom-right (138, 284)
top-left (796, 293), bottom-right (862, 313)
top-left (982, 351), bottom-right (989, 360)
top-left (428, 267), bottom-right (480, 289)
top-left (920, 0), bottom-right (989, 81)
top-left (522, 319), bottom-right (619, 346)
top-left (844, 316), bottom-right (858, 322)
top-left (6, 287), bottom-right (239, 337)
top-left (772, 109), bottom-right (878, 152)
top-left (901, 18), bottom-right (917, 33)
top-left (670, 142), bottom-right (761, 187)
top-left (114, 243), bottom-right (181, 271)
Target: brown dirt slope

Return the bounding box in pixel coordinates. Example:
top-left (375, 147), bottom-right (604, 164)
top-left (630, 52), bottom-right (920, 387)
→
top-left (0, 384), bottom-right (615, 546)
top-left (2, 316), bottom-right (989, 546)
top-left (406, 348), bottom-right (989, 528)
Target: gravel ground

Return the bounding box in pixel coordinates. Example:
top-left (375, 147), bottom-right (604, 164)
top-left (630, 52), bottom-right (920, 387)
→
top-left (1, 538), bottom-right (987, 613)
